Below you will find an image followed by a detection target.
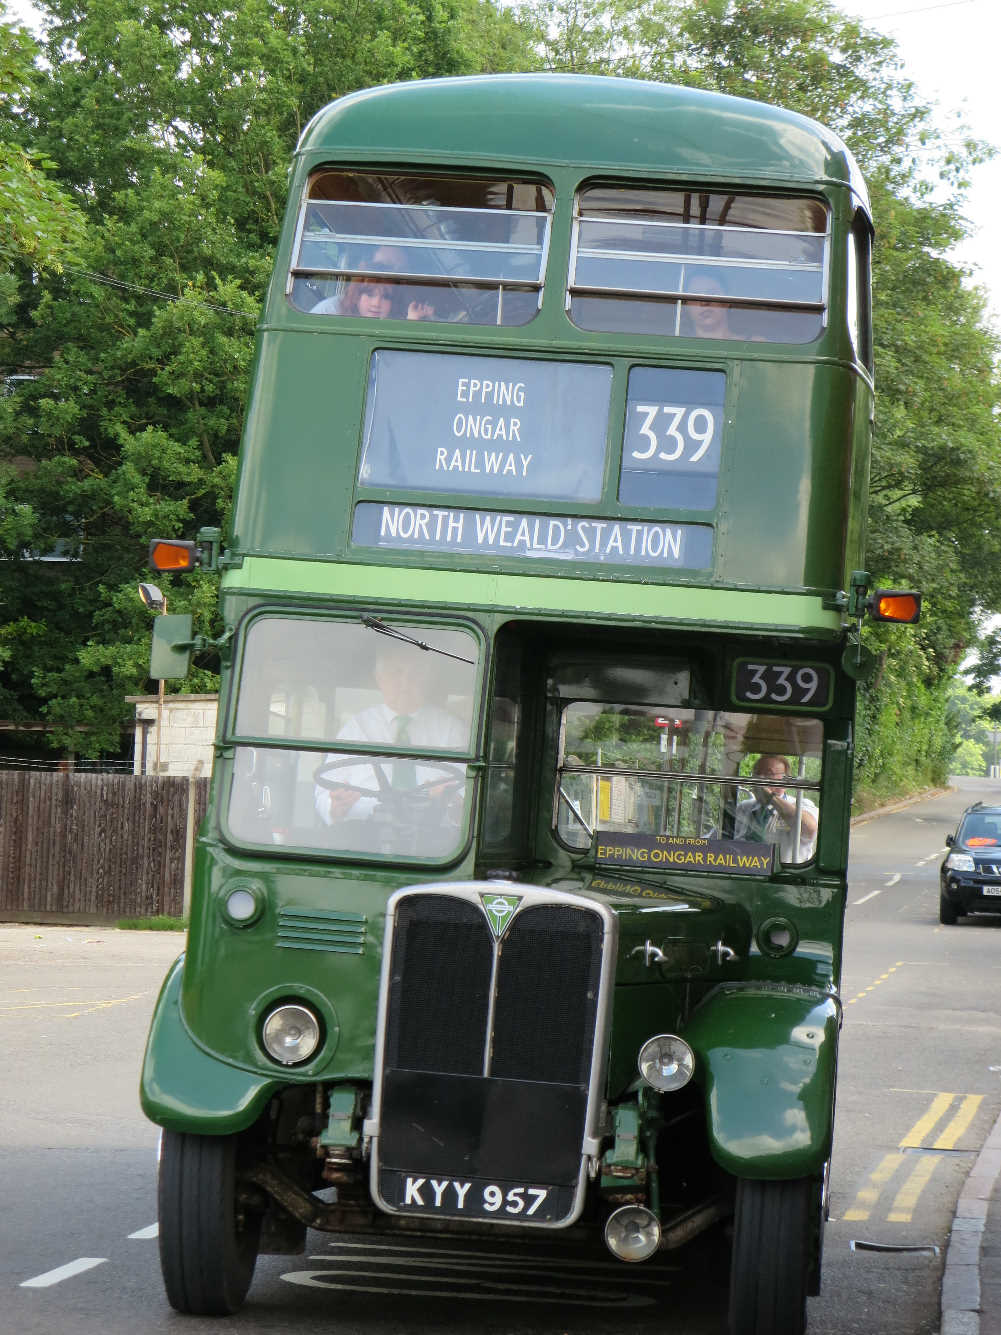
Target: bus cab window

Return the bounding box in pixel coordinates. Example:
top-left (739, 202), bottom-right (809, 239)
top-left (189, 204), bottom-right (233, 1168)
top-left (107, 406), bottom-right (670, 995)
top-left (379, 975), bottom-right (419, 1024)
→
top-left (569, 186), bottom-right (829, 343)
top-left (227, 616), bottom-right (480, 861)
top-left (289, 171), bottom-right (553, 327)
top-left (555, 700), bottom-right (823, 867)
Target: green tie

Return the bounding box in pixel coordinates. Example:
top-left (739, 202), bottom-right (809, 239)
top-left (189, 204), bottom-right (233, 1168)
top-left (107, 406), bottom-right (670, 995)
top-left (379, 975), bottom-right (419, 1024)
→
top-left (393, 715), bottom-right (417, 789)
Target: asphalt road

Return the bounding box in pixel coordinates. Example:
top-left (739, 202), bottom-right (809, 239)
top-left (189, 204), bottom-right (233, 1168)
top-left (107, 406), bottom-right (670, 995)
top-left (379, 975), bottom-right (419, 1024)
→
top-left (2, 779), bottom-right (999, 1334)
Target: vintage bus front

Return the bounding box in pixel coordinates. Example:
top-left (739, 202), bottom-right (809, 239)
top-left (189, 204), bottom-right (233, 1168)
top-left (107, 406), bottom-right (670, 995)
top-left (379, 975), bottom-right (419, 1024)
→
top-left (140, 75), bottom-right (913, 1335)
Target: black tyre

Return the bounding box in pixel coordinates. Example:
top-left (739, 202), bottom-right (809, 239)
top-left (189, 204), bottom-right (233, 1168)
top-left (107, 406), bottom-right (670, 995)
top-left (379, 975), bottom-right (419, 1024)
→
top-left (158, 1129), bottom-right (262, 1315)
top-left (939, 893), bottom-right (959, 925)
top-left (728, 1176), bottom-right (812, 1335)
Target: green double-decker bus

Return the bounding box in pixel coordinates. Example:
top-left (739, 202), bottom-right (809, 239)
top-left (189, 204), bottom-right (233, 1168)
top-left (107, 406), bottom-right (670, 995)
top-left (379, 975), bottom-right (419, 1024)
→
top-left (141, 74), bottom-right (918, 1334)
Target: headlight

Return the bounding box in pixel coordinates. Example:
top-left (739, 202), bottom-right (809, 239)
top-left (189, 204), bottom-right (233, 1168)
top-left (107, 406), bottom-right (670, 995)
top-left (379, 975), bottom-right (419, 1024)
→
top-left (604, 1205), bottom-right (661, 1262)
top-left (945, 852), bottom-right (975, 872)
top-left (637, 1034), bottom-right (694, 1092)
top-left (261, 1002), bottom-right (322, 1065)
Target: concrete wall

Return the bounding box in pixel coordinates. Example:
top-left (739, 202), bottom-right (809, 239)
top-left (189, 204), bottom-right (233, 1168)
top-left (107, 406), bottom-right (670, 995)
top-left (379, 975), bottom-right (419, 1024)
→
top-left (130, 694), bottom-right (218, 777)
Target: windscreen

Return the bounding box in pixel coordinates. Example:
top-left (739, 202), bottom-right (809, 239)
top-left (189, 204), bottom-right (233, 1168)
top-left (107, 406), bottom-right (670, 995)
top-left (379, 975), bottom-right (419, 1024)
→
top-left (227, 616), bottom-right (480, 861)
top-left (556, 702), bottom-right (822, 867)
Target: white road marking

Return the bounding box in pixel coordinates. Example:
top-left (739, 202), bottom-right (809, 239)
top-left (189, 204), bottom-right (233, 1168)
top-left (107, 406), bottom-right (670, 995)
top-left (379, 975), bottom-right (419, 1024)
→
top-left (21, 1258), bottom-right (108, 1288)
top-left (281, 1268), bottom-right (657, 1306)
top-left (853, 891), bottom-right (881, 905)
top-left (128, 1224), bottom-right (159, 1239)
top-left (886, 873), bottom-right (901, 887)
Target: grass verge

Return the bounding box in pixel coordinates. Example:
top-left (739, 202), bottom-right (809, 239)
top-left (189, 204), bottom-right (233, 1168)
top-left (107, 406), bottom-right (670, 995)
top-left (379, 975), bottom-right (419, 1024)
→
top-left (116, 915), bottom-right (187, 931)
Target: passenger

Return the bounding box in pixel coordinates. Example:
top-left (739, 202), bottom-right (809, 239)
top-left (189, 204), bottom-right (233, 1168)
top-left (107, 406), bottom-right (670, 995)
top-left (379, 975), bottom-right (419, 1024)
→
top-left (312, 244), bottom-right (434, 320)
top-left (733, 754), bottom-right (818, 863)
top-left (683, 273), bottom-right (736, 339)
top-left (313, 643), bottom-right (465, 825)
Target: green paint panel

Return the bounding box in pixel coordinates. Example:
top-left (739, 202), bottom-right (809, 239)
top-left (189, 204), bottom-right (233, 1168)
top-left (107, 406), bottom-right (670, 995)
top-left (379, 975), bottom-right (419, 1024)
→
top-left (223, 557), bottom-right (844, 635)
top-left (297, 75), bottom-right (866, 199)
top-left (140, 958), bottom-right (282, 1134)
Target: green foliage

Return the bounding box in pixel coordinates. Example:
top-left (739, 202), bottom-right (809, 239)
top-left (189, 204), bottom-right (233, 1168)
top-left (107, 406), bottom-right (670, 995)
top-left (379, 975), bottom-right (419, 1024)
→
top-left (0, 0), bottom-right (537, 755)
top-left (951, 738), bottom-right (985, 778)
top-left (853, 628), bottom-right (952, 806)
top-left (0, 8), bottom-right (87, 272)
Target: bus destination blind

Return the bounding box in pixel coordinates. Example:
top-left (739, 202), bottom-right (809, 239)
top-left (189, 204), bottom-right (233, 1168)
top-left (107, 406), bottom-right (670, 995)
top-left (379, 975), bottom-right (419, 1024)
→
top-left (352, 502), bottom-right (713, 569)
top-left (358, 349), bottom-right (612, 501)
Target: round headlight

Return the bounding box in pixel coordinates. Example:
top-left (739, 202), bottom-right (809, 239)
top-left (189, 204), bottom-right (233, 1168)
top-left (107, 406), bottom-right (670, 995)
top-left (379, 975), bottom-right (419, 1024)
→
top-left (604, 1204), bottom-right (661, 1262)
top-left (261, 1003), bottom-right (321, 1066)
top-left (638, 1033), bottom-right (694, 1092)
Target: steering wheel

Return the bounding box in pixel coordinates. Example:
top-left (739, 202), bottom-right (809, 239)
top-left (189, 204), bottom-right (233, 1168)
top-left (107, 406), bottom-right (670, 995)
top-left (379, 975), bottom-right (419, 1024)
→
top-left (313, 755), bottom-right (465, 816)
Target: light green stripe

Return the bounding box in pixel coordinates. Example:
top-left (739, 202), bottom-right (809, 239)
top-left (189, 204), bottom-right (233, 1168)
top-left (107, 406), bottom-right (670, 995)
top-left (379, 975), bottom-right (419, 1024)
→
top-left (223, 557), bottom-right (843, 634)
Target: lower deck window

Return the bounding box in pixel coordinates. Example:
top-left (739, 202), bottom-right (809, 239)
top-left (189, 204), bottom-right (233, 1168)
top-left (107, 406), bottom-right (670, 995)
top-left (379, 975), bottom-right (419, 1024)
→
top-left (556, 701), bottom-right (822, 867)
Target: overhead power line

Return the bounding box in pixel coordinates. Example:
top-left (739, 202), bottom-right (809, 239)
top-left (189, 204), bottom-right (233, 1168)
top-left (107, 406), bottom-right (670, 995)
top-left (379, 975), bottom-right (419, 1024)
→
top-left (866, 0), bottom-right (979, 19)
top-left (64, 267), bottom-right (258, 320)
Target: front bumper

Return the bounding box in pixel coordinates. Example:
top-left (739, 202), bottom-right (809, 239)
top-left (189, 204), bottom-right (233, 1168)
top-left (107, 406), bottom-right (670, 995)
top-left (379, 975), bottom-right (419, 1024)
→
top-left (941, 875), bottom-right (1001, 915)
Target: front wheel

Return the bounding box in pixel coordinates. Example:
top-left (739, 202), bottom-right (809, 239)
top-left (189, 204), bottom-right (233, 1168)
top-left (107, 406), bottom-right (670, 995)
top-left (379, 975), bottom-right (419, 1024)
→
top-left (939, 893), bottom-right (959, 925)
top-left (728, 1176), bottom-right (813, 1335)
top-left (158, 1129), bottom-right (262, 1315)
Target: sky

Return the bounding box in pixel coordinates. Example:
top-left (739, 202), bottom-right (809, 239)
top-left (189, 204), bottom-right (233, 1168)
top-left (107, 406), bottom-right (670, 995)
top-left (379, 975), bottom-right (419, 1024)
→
top-left (842, 0), bottom-right (1001, 331)
top-left (4, 0), bottom-right (999, 328)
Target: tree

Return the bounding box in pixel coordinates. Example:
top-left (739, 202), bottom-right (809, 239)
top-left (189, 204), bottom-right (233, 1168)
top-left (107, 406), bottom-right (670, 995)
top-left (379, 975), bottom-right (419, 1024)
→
top-left (0, 0), bottom-right (539, 754)
top-left (0, 8), bottom-right (86, 282)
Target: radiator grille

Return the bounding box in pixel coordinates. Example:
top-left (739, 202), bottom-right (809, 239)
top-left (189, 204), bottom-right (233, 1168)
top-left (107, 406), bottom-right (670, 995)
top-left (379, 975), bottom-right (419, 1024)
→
top-left (492, 904), bottom-right (603, 1085)
top-left (384, 892), bottom-right (603, 1081)
top-left (385, 895), bottom-right (493, 1075)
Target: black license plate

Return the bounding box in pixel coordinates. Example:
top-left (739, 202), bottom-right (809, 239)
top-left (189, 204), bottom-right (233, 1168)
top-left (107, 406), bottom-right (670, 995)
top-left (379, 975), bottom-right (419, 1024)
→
top-left (379, 1169), bottom-right (568, 1222)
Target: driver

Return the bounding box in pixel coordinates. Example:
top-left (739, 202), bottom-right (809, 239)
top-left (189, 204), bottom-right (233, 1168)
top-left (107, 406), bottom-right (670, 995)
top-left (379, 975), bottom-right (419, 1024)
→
top-left (313, 644), bottom-right (466, 825)
top-left (733, 754), bottom-right (818, 863)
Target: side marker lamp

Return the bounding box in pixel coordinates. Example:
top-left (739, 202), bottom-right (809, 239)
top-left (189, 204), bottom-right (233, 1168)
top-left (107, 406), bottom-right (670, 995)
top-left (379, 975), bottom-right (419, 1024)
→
top-left (222, 882), bottom-right (265, 926)
top-left (604, 1205), bottom-right (662, 1262)
top-left (638, 1034), bottom-right (695, 1092)
top-left (866, 590), bottom-right (921, 624)
top-left (149, 539), bottom-right (198, 572)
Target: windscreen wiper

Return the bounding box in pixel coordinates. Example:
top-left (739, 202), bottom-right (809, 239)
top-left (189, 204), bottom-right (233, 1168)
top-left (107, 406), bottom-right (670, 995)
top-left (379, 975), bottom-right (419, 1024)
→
top-left (360, 615), bottom-right (476, 664)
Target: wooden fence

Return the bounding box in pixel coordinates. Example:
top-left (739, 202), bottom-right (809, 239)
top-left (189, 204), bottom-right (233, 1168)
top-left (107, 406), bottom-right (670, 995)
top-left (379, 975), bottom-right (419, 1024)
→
top-left (0, 771), bottom-right (210, 920)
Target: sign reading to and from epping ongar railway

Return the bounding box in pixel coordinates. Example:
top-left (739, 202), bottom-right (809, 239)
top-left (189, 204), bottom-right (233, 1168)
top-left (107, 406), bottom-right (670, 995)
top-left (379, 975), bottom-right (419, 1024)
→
top-left (595, 832), bottom-right (775, 875)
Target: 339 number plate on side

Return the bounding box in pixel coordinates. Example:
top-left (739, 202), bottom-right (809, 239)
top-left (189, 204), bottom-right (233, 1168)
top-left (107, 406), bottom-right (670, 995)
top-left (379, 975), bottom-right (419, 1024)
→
top-left (379, 1170), bottom-right (569, 1222)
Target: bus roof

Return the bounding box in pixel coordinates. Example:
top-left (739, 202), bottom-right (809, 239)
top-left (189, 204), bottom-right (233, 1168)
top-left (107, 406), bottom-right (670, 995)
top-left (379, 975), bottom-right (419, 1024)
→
top-left (296, 74), bottom-right (868, 207)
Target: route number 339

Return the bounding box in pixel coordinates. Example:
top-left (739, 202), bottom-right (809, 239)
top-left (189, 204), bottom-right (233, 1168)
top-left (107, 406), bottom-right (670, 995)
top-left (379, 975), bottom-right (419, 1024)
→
top-left (630, 404), bottom-right (717, 464)
top-left (734, 660), bottom-right (833, 710)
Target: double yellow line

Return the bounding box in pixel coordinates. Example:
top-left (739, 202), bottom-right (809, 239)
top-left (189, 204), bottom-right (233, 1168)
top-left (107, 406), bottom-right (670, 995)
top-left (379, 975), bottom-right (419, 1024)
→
top-left (843, 1091), bottom-right (983, 1223)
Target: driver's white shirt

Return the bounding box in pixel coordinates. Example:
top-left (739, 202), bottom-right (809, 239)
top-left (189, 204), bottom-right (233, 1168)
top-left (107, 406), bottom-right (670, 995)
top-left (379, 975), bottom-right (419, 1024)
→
top-left (314, 702), bottom-right (466, 824)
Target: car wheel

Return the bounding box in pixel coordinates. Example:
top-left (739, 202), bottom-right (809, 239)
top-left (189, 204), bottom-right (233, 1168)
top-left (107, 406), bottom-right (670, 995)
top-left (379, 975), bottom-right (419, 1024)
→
top-left (939, 893), bottom-right (959, 925)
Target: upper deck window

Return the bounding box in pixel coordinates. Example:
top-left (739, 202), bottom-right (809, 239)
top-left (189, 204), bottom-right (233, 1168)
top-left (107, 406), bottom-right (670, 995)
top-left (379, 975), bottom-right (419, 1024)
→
top-left (569, 187), bottom-right (829, 343)
top-left (289, 172), bottom-right (553, 327)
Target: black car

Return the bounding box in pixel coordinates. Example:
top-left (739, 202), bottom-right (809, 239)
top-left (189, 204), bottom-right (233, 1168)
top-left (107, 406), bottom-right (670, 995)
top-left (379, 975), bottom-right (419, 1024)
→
top-left (939, 803), bottom-right (1001, 924)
